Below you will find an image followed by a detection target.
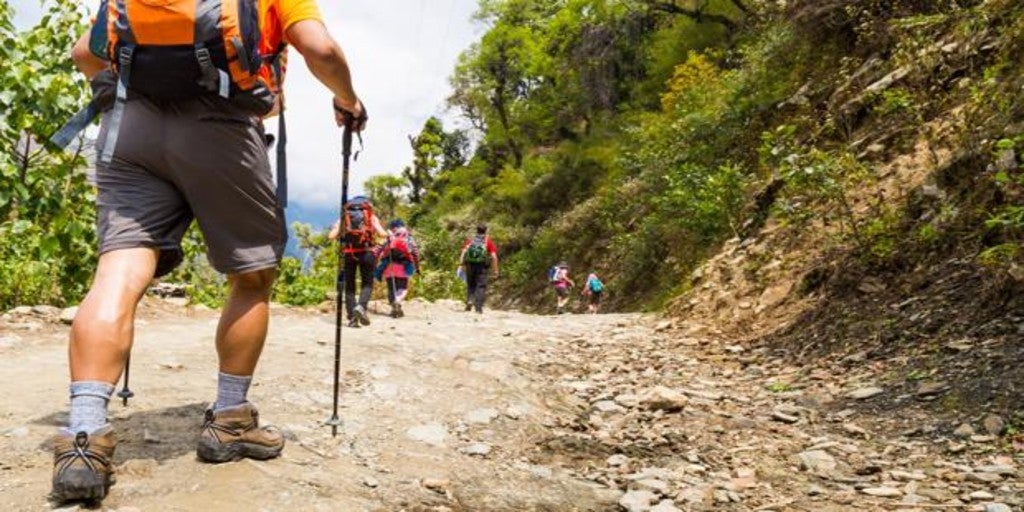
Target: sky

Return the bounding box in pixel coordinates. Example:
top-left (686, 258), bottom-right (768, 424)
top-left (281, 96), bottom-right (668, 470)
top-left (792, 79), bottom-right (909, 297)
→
top-left (11, 0), bottom-right (483, 224)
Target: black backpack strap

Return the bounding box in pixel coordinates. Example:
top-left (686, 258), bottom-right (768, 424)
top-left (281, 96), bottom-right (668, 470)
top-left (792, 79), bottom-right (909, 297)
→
top-left (276, 103), bottom-right (288, 208)
top-left (50, 101), bottom-right (101, 149)
top-left (99, 44), bottom-right (135, 164)
top-left (272, 56), bottom-right (288, 208)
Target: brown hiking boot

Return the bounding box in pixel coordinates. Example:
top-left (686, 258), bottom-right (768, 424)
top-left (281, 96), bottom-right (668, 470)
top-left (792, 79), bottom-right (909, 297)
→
top-left (197, 403), bottom-right (284, 463)
top-left (50, 426), bottom-right (116, 503)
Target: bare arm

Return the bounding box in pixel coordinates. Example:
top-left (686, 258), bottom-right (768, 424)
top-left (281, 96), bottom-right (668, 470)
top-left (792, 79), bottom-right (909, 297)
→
top-left (371, 217), bottom-right (388, 238)
top-left (286, 20), bottom-right (365, 129)
top-left (328, 220), bottom-right (341, 241)
top-left (71, 32), bottom-right (106, 79)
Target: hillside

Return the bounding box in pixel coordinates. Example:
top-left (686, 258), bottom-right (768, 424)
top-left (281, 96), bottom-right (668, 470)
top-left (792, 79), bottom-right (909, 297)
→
top-left (401, 1), bottom-right (1024, 501)
top-left (397, 0), bottom-right (1023, 318)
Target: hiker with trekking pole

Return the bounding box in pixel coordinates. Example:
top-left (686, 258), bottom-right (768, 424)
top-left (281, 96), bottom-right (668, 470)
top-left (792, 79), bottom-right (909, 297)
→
top-left (48, 0), bottom-right (365, 504)
top-left (459, 224), bottom-right (500, 314)
top-left (375, 219), bottom-right (422, 318)
top-left (328, 197), bottom-right (388, 328)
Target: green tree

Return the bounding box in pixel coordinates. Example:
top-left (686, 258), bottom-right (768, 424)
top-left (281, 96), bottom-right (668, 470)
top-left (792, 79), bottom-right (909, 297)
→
top-left (273, 223), bottom-right (336, 306)
top-left (364, 174), bottom-right (406, 221)
top-left (409, 0), bottom-right (770, 309)
top-left (0, 0), bottom-right (96, 308)
top-left (403, 117), bottom-right (445, 203)
top-left (440, 128), bottom-right (470, 173)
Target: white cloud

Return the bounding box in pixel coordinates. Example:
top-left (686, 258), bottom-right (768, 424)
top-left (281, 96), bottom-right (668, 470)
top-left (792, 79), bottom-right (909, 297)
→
top-left (270, 0), bottom-right (483, 210)
top-left (10, 0), bottom-right (483, 212)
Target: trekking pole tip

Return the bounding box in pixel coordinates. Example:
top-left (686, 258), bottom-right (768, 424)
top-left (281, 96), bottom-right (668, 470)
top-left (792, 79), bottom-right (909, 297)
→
top-left (326, 415), bottom-right (342, 437)
top-left (117, 388), bottom-right (134, 406)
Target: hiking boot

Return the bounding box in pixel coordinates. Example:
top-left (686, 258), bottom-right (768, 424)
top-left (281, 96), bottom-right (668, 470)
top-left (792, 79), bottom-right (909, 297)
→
top-left (347, 318), bottom-right (361, 328)
top-left (464, 302), bottom-right (473, 312)
top-left (197, 403), bottom-right (284, 463)
top-left (51, 426), bottom-right (116, 504)
top-left (353, 305), bottom-right (371, 326)
top-left (394, 303), bottom-right (404, 318)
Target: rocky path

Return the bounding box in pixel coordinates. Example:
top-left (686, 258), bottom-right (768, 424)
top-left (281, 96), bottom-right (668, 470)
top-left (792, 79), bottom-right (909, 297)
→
top-left (0, 300), bottom-right (1020, 511)
top-left (527, 319), bottom-right (1022, 512)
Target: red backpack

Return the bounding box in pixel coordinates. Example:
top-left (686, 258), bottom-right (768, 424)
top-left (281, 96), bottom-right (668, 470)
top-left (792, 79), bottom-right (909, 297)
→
top-left (387, 232), bottom-right (412, 262)
top-left (343, 198), bottom-right (376, 248)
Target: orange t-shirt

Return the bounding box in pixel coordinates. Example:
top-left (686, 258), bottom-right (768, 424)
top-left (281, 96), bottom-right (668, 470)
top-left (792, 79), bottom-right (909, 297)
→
top-left (260, 0), bottom-right (323, 54)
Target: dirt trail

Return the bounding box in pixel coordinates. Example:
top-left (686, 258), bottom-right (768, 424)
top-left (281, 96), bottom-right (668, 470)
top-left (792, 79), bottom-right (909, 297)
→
top-left (0, 299), bottom-right (632, 511)
top-left (1, 299), bottom-right (1021, 511)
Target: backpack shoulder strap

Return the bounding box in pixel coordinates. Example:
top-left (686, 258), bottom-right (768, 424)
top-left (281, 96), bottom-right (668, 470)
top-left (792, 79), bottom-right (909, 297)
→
top-left (275, 90), bottom-right (287, 208)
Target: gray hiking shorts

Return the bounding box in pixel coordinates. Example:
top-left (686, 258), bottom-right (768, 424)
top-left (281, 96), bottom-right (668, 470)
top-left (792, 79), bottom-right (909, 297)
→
top-left (95, 96), bottom-right (286, 277)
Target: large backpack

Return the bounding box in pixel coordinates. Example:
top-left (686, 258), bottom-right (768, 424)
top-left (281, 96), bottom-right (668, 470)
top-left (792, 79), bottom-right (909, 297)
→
top-left (343, 198), bottom-right (376, 248)
top-left (589, 277), bottom-right (604, 293)
top-left (463, 235), bottom-right (490, 264)
top-left (387, 232), bottom-right (412, 262)
top-left (94, 0), bottom-right (280, 110)
top-left (547, 266), bottom-right (559, 282)
top-left (52, 0), bottom-right (288, 182)
top-left (549, 266), bottom-right (568, 283)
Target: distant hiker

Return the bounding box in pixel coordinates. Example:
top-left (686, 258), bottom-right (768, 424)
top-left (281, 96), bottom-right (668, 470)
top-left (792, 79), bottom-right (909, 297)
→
top-left (55, 0), bottom-right (366, 503)
top-left (582, 272), bottom-right (605, 314)
top-left (549, 262), bottom-right (575, 314)
top-left (459, 224), bottom-right (499, 314)
top-left (329, 196), bottom-right (388, 328)
top-left (376, 219), bottom-right (421, 318)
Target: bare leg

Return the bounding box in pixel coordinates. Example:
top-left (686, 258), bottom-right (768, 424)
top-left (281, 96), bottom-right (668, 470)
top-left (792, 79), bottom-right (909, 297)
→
top-left (216, 269), bottom-right (276, 376)
top-left (197, 269), bottom-right (284, 465)
top-left (70, 248), bottom-right (158, 383)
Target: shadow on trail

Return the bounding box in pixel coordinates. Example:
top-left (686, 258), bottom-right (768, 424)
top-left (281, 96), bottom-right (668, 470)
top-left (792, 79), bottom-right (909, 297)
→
top-left (32, 403), bottom-right (206, 463)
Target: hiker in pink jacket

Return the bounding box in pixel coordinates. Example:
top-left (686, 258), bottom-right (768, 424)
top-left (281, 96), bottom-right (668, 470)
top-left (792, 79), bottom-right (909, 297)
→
top-left (375, 219), bottom-right (421, 318)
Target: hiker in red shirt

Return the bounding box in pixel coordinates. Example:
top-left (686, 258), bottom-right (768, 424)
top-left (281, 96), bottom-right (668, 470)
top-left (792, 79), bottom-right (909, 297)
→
top-left (458, 224), bottom-right (499, 314)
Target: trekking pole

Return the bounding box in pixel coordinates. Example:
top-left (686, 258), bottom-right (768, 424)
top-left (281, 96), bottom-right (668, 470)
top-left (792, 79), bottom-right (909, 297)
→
top-left (118, 355), bottom-right (134, 406)
top-left (326, 113), bottom-right (356, 438)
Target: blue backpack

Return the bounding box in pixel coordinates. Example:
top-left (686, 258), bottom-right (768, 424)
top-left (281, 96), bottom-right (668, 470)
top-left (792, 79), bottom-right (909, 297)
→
top-left (589, 277), bottom-right (604, 293)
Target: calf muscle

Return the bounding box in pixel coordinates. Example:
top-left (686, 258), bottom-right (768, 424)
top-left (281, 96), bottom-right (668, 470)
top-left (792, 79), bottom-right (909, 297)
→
top-left (70, 248), bottom-right (158, 383)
